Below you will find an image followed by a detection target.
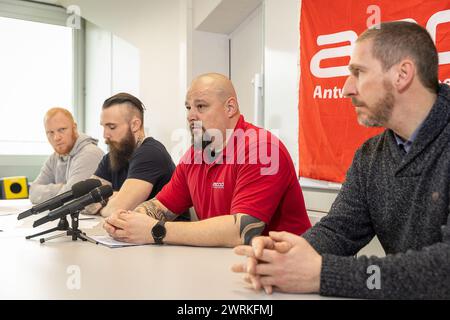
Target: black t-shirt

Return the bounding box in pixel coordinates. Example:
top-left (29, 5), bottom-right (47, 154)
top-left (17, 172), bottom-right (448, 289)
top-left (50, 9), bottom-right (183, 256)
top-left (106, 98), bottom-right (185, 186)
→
top-left (94, 137), bottom-right (175, 200)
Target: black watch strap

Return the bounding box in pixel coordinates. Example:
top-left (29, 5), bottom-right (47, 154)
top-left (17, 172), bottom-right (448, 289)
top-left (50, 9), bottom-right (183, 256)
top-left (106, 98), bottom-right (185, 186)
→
top-left (151, 220), bottom-right (166, 245)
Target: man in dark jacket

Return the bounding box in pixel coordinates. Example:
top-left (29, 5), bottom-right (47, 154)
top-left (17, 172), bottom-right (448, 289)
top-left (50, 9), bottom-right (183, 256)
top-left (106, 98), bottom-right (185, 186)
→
top-left (232, 21), bottom-right (450, 299)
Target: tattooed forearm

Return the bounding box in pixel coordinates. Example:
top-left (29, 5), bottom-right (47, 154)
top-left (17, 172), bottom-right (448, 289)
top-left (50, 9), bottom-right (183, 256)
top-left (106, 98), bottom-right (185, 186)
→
top-left (136, 199), bottom-right (178, 221)
top-left (233, 214), bottom-right (266, 245)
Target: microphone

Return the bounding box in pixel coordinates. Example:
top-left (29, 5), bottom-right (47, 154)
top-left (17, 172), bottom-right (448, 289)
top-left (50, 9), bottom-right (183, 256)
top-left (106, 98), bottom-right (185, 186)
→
top-left (33, 185), bottom-right (113, 227)
top-left (18, 179), bottom-right (101, 220)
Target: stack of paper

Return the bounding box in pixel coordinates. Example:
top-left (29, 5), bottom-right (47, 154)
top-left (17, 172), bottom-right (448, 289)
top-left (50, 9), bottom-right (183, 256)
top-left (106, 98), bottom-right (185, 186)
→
top-left (90, 235), bottom-right (147, 248)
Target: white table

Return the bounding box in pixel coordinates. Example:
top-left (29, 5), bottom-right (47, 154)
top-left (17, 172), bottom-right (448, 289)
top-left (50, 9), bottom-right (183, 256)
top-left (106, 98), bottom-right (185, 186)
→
top-left (0, 200), bottom-right (331, 300)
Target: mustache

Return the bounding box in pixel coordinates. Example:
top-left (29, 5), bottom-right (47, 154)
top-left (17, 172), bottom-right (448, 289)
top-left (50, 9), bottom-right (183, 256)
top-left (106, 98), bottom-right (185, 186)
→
top-left (190, 122), bottom-right (204, 131)
top-left (105, 139), bottom-right (122, 149)
top-left (190, 122), bottom-right (213, 150)
top-left (105, 139), bottom-right (115, 145)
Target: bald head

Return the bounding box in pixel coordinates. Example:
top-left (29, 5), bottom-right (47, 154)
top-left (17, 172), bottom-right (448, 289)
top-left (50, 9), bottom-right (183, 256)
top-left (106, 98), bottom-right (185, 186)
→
top-left (189, 73), bottom-right (238, 104)
top-left (185, 73), bottom-right (241, 150)
top-left (44, 107), bottom-right (76, 125)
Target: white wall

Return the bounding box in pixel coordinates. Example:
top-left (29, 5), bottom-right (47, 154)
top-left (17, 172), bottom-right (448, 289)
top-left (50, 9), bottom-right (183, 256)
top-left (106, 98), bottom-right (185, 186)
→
top-left (229, 4), bottom-right (263, 123)
top-left (192, 0), bottom-right (221, 29)
top-left (84, 21), bottom-right (112, 151)
top-left (59, 0), bottom-right (190, 163)
top-left (264, 0), bottom-right (300, 171)
top-left (192, 30), bottom-right (229, 77)
top-left (111, 36), bottom-right (140, 97)
top-left (84, 21), bottom-right (140, 152)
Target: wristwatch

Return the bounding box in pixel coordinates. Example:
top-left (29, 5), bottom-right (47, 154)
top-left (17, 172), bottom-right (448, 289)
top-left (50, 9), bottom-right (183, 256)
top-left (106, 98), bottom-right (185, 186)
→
top-left (151, 220), bottom-right (166, 245)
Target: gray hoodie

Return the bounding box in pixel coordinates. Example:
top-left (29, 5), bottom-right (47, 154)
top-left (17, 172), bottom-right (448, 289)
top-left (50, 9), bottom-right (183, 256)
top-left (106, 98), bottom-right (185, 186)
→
top-left (29, 133), bottom-right (104, 204)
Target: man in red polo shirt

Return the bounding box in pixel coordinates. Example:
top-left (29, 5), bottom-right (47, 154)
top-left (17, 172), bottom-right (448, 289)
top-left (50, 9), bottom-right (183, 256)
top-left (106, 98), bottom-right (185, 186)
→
top-left (103, 73), bottom-right (311, 247)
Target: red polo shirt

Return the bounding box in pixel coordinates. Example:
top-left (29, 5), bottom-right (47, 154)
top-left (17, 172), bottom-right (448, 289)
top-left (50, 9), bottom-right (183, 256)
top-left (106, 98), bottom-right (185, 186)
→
top-left (156, 116), bottom-right (311, 235)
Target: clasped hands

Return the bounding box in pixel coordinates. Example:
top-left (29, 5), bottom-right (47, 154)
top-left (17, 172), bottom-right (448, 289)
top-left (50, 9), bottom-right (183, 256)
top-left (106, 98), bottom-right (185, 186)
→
top-left (103, 209), bottom-right (158, 244)
top-left (232, 231), bottom-right (322, 295)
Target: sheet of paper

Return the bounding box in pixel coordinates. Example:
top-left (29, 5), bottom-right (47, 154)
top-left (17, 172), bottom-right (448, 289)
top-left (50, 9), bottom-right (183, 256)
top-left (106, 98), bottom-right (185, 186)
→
top-left (90, 235), bottom-right (146, 248)
top-left (78, 218), bottom-right (100, 229)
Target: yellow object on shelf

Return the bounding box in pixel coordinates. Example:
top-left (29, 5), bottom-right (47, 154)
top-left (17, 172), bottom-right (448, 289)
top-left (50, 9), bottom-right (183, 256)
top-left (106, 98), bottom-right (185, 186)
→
top-left (0, 176), bottom-right (29, 199)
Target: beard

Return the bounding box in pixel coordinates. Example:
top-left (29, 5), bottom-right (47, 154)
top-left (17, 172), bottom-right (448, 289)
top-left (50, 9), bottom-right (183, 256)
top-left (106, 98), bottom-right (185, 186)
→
top-left (190, 122), bottom-right (213, 150)
top-left (106, 129), bottom-right (136, 172)
top-left (353, 80), bottom-right (395, 127)
top-left (54, 129), bottom-right (78, 156)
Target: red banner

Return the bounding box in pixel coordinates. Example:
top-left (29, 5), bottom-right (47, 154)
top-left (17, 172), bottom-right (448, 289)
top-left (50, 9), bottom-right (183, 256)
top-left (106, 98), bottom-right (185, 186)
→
top-left (299, 0), bottom-right (450, 183)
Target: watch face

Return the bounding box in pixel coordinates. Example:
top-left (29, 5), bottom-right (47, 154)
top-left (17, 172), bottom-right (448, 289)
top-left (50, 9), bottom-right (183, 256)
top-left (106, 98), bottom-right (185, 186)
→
top-left (152, 223), bottom-right (166, 238)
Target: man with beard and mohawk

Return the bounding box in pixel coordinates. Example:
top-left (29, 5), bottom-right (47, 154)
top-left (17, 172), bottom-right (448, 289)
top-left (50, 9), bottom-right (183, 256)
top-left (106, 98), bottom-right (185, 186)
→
top-left (30, 108), bottom-right (104, 204)
top-left (103, 73), bottom-right (311, 247)
top-left (83, 93), bottom-right (176, 218)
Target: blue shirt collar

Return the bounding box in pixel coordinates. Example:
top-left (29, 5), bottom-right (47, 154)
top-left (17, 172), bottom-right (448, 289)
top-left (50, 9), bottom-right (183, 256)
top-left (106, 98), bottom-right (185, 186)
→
top-left (394, 121), bottom-right (424, 154)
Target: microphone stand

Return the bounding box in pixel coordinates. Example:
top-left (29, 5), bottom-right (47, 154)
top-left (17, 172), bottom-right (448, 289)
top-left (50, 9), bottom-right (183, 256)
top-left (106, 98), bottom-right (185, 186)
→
top-left (26, 216), bottom-right (69, 240)
top-left (27, 209), bottom-right (98, 245)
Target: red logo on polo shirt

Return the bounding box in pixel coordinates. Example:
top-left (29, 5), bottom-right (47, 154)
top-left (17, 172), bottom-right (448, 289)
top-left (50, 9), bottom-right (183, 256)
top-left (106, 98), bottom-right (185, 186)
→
top-left (212, 182), bottom-right (224, 189)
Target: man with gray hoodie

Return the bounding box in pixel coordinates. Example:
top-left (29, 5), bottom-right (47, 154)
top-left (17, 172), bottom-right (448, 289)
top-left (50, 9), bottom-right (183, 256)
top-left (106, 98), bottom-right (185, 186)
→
top-left (29, 108), bottom-right (104, 204)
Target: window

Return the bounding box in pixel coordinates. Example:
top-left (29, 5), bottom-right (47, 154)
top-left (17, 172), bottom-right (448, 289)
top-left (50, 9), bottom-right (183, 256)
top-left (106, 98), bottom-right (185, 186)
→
top-left (0, 0), bottom-right (84, 155)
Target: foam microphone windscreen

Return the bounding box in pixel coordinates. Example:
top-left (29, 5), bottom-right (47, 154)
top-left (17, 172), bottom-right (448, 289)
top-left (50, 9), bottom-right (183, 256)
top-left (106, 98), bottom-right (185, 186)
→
top-left (96, 185), bottom-right (113, 200)
top-left (72, 179), bottom-right (102, 198)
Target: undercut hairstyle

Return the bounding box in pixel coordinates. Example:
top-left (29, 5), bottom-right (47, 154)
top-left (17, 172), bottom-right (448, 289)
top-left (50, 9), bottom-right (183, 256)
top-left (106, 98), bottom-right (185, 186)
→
top-left (102, 92), bottom-right (146, 127)
top-left (357, 21), bottom-right (439, 93)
